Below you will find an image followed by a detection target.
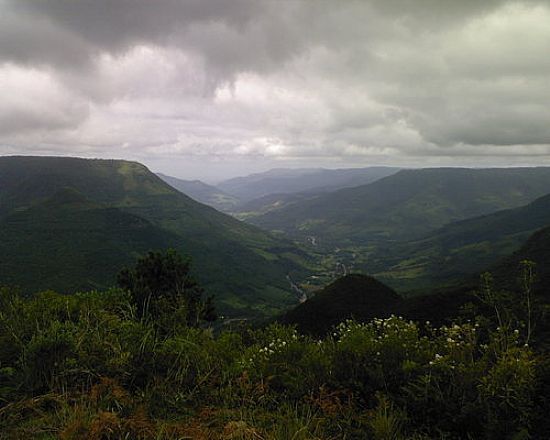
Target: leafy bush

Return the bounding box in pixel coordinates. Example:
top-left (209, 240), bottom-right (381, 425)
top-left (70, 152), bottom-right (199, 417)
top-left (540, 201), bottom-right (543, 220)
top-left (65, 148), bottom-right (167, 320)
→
top-left (0, 259), bottom-right (547, 438)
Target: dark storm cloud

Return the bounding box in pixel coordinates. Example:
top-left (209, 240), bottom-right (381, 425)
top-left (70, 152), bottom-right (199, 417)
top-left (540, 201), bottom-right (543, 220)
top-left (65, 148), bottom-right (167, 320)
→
top-left (1, 0), bottom-right (549, 178)
top-left (2, 0), bottom-right (304, 78)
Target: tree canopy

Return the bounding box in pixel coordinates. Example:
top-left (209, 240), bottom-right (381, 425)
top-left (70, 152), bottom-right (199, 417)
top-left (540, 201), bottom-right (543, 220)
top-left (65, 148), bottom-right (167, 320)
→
top-left (117, 249), bottom-right (216, 330)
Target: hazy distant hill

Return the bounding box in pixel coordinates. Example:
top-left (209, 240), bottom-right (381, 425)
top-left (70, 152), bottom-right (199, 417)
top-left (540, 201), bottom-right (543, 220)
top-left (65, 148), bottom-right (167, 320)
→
top-left (157, 173), bottom-right (239, 212)
top-left (217, 167), bottom-right (400, 202)
top-left (368, 193), bottom-right (550, 290)
top-left (249, 167), bottom-right (550, 245)
top-left (0, 156), bottom-right (313, 318)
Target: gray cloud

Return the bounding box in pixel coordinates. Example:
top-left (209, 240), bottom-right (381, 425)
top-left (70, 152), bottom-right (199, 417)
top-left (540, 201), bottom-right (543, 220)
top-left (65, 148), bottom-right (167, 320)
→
top-left (1, 0), bottom-right (549, 180)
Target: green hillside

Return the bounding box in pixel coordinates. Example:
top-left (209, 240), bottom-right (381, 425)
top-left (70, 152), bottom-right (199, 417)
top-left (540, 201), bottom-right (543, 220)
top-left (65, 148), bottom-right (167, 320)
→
top-left (367, 193), bottom-right (550, 290)
top-left (0, 188), bottom-right (182, 293)
top-left (249, 167), bottom-right (550, 245)
top-left (0, 156), bottom-right (313, 318)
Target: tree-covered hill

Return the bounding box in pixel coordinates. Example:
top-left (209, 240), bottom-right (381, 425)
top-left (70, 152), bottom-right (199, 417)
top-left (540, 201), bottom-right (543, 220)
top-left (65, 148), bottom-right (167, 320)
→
top-left (279, 274), bottom-right (401, 335)
top-left (248, 167), bottom-right (550, 245)
top-left (0, 188), bottom-right (183, 294)
top-left (0, 156), bottom-right (313, 318)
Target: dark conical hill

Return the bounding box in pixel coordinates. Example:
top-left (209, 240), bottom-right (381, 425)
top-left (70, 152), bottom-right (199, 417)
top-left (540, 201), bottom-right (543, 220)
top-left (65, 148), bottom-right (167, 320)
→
top-left (279, 274), bottom-right (402, 335)
top-left (279, 273), bottom-right (481, 336)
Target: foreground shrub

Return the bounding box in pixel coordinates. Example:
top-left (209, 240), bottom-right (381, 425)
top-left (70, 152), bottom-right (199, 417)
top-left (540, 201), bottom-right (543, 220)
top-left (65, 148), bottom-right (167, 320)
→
top-left (0, 284), bottom-right (544, 439)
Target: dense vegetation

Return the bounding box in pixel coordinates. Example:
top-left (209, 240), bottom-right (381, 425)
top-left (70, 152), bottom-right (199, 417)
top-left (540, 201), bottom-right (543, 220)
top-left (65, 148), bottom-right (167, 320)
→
top-left (0, 156), bottom-right (313, 318)
top-left (1, 250), bottom-right (549, 439)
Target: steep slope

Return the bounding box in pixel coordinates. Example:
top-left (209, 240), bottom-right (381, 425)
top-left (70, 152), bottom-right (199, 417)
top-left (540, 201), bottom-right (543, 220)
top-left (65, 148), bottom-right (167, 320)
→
top-left (157, 173), bottom-right (239, 212)
top-left (367, 193), bottom-right (550, 290)
top-left (250, 167), bottom-right (550, 245)
top-left (218, 167), bottom-right (400, 202)
top-left (0, 188), bottom-right (182, 293)
top-left (0, 156), bottom-right (313, 317)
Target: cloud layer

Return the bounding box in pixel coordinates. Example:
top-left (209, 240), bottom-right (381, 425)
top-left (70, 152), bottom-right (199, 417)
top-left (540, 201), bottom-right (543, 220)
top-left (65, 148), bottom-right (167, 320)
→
top-left (1, 0), bottom-right (549, 180)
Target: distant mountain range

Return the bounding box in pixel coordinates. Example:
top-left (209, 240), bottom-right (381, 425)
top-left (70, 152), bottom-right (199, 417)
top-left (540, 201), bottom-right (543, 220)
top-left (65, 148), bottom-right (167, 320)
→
top-left (0, 156), bottom-right (313, 318)
top-left (156, 173), bottom-right (239, 212)
top-left (248, 167), bottom-right (550, 245)
top-left (158, 166), bottom-right (400, 214)
top-left (217, 166), bottom-right (400, 203)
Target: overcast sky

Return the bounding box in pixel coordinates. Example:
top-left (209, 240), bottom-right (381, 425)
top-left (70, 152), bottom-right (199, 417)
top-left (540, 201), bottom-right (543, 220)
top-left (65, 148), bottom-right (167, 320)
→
top-left (1, 0), bottom-right (549, 182)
